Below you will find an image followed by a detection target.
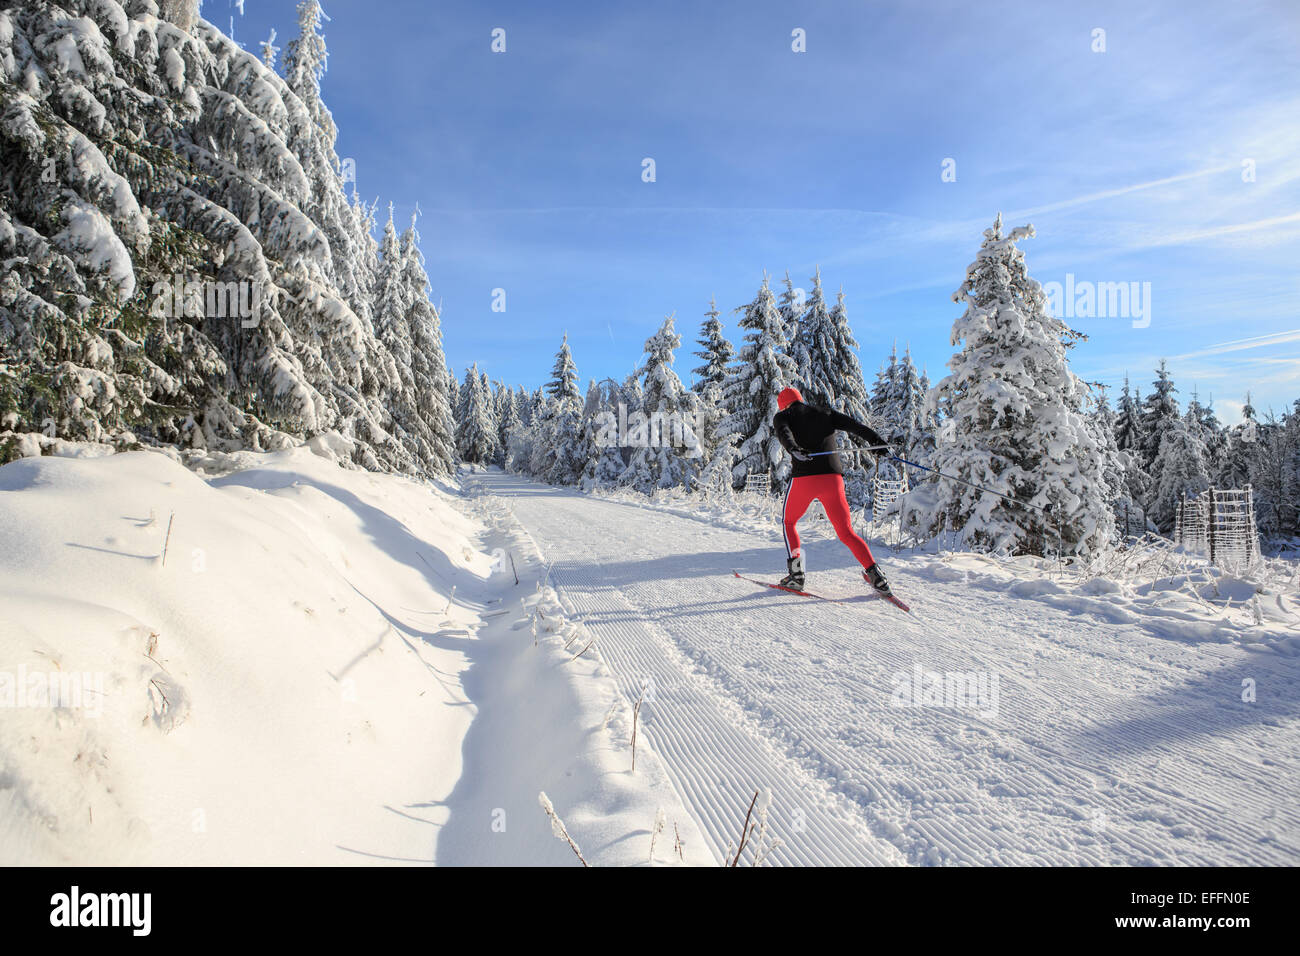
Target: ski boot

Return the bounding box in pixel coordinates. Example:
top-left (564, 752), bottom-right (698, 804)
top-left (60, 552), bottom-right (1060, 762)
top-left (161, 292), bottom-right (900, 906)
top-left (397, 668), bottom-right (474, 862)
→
top-left (779, 554), bottom-right (806, 591)
top-left (863, 562), bottom-right (893, 597)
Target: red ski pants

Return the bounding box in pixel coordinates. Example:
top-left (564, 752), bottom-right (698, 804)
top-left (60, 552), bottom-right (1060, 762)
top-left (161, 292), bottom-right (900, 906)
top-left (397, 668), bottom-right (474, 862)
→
top-left (782, 474), bottom-right (876, 570)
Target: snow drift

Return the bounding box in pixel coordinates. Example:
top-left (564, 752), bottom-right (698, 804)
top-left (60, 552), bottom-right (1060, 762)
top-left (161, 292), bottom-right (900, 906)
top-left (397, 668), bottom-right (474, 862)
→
top-left (0, 444), bottom-right (705, 865)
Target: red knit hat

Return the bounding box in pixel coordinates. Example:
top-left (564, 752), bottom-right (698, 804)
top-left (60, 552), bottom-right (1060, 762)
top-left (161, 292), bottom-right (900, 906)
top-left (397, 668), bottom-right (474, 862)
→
top-left (777, 386), bottom-right (803, 410)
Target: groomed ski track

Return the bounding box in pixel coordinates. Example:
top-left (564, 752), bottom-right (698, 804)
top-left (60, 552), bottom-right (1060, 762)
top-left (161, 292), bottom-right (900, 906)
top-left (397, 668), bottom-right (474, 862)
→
top-left (476, 472), bottom-right (1298, 867)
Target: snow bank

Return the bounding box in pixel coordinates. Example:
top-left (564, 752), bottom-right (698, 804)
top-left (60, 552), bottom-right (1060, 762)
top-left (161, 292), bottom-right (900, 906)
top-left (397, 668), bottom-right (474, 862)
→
top-left (0, 448), bottom-right (704, 864)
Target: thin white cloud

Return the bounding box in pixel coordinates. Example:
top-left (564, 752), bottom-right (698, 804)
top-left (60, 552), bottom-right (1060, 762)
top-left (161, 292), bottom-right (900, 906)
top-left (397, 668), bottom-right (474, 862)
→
top-left (1171, 328), bottom-right (1300, 361)
top-left (1008, 164), bottom-right (1238, 219)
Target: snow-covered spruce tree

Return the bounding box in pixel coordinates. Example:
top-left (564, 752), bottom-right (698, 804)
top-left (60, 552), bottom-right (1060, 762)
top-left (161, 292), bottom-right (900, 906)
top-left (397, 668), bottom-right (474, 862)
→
top-left (1109, 374), bottom-right (1152, 529)
top-left (0, 0), bottom-right (441, 473)
top-left (531, 336), bottom-right (584, 484)
top-left (1149, 416), bottom-right (1210, 532)
top-left (505, 388), bottom-right (542, 475)
top-left (494, 384), bottom-right (520, 466)
top-left (400, 212), bottom-right (456, 474)
top-left (717, 276), bottom-right (799, 489)
top-left (523, 394), bottom-right (552, 478)
top-left (1216, 395), bottom-right (1258, 489)
top-left (545, 333), bottom-right (582, 406)
top-left (259, 28), bottom-right (280, 70)
top-left (1087, 384), bottom-right (1134, 541)
top-left (1113, 374), bottom-right (1143, 454)
top-left (1185, 388), bottom-right (1225, 483)
top-left (797, 272), bottom-right (870, 421)
top-left (691, 298), bottom-right (734, 395)
top-left (688, 298), bottom-right (734, 474)
top-left (910, 215), bottom-right (1113, 556)
top-left (370, 206), bottom-right (423, 457)
top-left (871, 342), bottom-right (937, 491)
top-left (446, 361), bottom-right (460, 415)
top-left (796, 277), bottom-right (874, 505)
top-left (777, 271), bottom-right (806, 378)
top-left (894, 346), bottom-right (936, 461)
top-left (620, 316), bottom-right (700, 492)
top-left (869, 349), bottom-right (899, 428)
top-left (1246, 403), bottom-right (1299, 538)
top-left (1139, 360), bottom-right (1180, 471)
top-left (455, 364), bottom-right (497, 465)
top-left (578, 378), bottom-right (626, 490)
top-left (479, 368), bottom-right (498, 463)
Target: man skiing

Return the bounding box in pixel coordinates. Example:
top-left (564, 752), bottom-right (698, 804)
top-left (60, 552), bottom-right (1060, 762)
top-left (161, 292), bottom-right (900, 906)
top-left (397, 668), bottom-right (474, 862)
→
top-left (772, 386), bottom-right (895, 597)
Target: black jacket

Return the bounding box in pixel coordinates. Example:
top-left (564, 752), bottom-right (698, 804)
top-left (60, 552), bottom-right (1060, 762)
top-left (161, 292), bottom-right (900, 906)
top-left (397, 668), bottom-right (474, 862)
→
top-left (774, 402), bottom-right (887, 477)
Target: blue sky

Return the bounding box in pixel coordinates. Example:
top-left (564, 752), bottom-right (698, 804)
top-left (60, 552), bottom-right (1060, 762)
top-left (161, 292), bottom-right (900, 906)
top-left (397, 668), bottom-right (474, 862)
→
top-left (225, 0), bottom-right (1300, 420)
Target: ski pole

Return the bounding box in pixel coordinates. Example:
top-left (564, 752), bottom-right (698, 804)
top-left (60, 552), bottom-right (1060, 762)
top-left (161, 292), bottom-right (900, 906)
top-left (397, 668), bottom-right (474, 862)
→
top-left (890, 453), bottom-right (1065, 561)
top-left (887, 454), bottom-right (1054, 518)
top-left (804, 445), bottom-right (890, 457)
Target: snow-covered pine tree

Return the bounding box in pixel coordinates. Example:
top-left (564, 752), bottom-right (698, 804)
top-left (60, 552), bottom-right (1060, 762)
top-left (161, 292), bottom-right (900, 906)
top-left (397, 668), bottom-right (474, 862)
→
top-left (369, 206), bottom-right (431, 467)
top-left (1139, 361), bottom-right (1180, 470)
top-left (894, 345), bottom-right (935, 461)
top-left (578, 378), bottom-right (627, 490)
top-left (1216, 394), bottom-right (1258, 488)
top-left (283, 1), bottom-right (336, 146)
top-left (1246, 403), bottom-right (1300, 538)
top-left (525, 394), bottom-right (555, 479)
top-left (1185, 388), bottom-right (1226, 483)
top-left (691, 298), bottom-right (734, 395)
top-left (505, 387), bottom-right (542, 475)
top-left (495, 384), bottom-right (520, 466)
top-left (399, 213), bottom-right (456, 474)
top-left (688, 298), bottom-right (734, 473)
top-left (455, 364), bottom-right (497, 465)
top-left (1149, 415), bottom-right (1210, 532)
top-left (260, 28), bottom-right (280, 70)
top-left (869, 347), bottom-right (900, 432)
top-left (797, 273), bottom-right (870, 421)
top-left (532, 336), bottom-right (584, 484)
top-left (717, 276), bottom-right (799, 489)
top-left (2, 1), bottom-right (306, 455)
top-left (1087, 383), bottom-right (1133, 541)
top-left (1113, 374), bottom-right (1143, 453)
top-left (909, 215), bottom-right (1113, 556)
top-left (545, 334), bottom-right (582, 408)
top-left (795, 278), bottom-right (874, 504)
top-left (621, 316), bottom-right (701, 492)
top-left (0, 0), bottom-right (441, 474)
top-left (778, 271), bottom-right (806, 381)
top-left (446, 363), bottom-right (460, 417)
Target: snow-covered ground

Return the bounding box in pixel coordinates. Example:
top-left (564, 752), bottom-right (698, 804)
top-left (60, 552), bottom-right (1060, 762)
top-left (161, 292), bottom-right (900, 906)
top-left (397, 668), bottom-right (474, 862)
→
top-left (0, 445), bottom-right (706, 866)
top-left (3, 446), bottom-right (1295, 866)
top-left (474, 471), bottom-right (1300, 865)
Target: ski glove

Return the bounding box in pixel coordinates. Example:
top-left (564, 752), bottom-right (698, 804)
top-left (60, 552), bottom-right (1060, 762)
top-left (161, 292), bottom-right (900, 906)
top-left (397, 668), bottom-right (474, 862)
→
top-left (790, 448), bottom-right (812, 462)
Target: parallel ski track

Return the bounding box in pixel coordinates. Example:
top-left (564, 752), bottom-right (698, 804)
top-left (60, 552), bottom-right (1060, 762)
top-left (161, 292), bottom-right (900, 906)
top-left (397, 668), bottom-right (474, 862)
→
top-left (479, 474), bottom-right (1299, 866)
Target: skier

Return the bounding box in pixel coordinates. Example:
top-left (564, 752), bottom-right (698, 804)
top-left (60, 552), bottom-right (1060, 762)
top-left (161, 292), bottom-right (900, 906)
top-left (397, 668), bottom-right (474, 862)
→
top-left (772, 386), bottom-right (895, 597)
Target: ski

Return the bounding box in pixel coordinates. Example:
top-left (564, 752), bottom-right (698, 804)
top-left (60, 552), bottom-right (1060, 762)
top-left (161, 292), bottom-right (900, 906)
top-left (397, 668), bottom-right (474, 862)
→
top-left (732, 570), bottom-right (847, 602)
top-left (876, 591), bottom-right (911, 613)
top-left (732, 570), bottom-right (909, 611)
